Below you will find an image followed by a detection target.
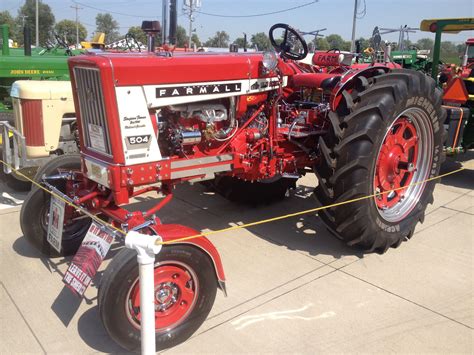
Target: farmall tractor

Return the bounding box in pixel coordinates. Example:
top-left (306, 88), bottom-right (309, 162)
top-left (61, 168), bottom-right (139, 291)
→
top-left (20, 23), bottom-right (445, 352)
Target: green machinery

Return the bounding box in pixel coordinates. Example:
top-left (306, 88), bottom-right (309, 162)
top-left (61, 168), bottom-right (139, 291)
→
top-left (420, 18), bottom-right (474, 151)
top-left (378, 26), bottom-right (432, 72)
top-left (0, 24), bottom-right (81, 120)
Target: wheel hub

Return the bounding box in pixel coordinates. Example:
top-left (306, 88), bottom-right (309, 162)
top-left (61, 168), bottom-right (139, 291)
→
top-left (155, 282), bottom-right (179, 311)
top-left (126, 263), bottom-right (198, 331)
top-left (375, 116), bottom-right (419, 209)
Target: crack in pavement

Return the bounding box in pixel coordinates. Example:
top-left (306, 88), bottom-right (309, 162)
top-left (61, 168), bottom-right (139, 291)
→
top-left (336, 269), bottom-right (473, 330)
top-left (1, 281), bottom-right (47, 354)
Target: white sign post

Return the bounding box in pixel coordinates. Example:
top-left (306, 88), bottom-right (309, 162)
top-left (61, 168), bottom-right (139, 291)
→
top-left (125, 231), bottom-right (163, 355)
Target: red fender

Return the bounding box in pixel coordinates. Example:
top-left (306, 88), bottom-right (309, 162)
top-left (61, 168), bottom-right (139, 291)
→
top-left (150, 223), bottom-right (227, 295)
top-left (330, 65), bottom-right (391, 111)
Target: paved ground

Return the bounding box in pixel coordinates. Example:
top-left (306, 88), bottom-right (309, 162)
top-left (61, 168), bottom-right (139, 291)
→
top-left (0, 153), bottom-right (473, 354)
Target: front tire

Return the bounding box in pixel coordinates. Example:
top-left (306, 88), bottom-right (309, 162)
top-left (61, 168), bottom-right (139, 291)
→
top-left (315, 69), bottom-right (446, 253)
top-left (98, 245), bottom-right (218, 352)
top-left (20, 154), bottom-right (90, 257)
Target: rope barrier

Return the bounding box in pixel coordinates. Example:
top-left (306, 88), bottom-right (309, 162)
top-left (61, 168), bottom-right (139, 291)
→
top-left (0, 159), bottom-right (467, 245)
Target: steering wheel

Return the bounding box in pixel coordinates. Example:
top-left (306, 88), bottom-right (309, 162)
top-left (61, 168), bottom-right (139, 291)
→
top-left (125, 33), bottom-right (142, 52)
top-left (269, 23), bottom-right (308, 60)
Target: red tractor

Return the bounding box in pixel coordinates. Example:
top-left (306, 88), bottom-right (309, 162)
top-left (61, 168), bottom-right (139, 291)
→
top-left (20, 23), bottom-right (446, 351)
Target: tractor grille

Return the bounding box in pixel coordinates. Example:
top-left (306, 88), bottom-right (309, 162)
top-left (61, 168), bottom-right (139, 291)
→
top-left (74, 67), bottom-right (112, 155)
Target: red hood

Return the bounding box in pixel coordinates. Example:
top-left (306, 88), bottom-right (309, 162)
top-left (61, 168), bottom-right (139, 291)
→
top-left (68, 52), bottom-right (267, 86)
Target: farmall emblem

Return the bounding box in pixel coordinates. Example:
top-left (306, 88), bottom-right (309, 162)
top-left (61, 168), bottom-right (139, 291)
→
top-left (156, 83), bottom-right (242, 98)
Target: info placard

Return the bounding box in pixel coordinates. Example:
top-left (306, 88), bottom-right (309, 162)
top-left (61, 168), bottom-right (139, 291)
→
top-left (63, 222), bottom-right (115, 297)
top-left (47, 196), bottom-right (65, 253)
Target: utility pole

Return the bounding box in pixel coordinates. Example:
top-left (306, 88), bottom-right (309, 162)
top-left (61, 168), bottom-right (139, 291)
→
top-left (183, 0), bottom-right (201, 49)
top-left (187, 0), bottom-right (194, 49)
top-left (35, 0), bottom-right (39, 47)
top-left (169, 0), bottom-right (177, 45)
top-left (162, 0), bottom-right (168, 44)
top-left (19, 15), bottom-right (28, 28)
top-left (350, 0), bottom-right (358, 52)
top-left (70, 4), bottom-right (83, 48)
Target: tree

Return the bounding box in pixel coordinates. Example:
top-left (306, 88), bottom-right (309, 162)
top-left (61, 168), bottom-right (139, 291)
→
top-left (176, 25), bottom-right (188, 47)
top-left (127, 26), bottom-right (147, 44)
top-left (17, 0), bottom-right (55, 46)
top-left (54, 19), bottom-right (87, 46)
top-left (440, 41), bottom-right (457, 55)
top-left (204, 31), bottom-right (229, 48)
top-left (233, 36), bottom-right (247, 49)
top-left (0, 11), bottom-right (18, 44)
top-left (313, 37), bottom-right (329, 50)
top-left (355, 37), bottom-right (371, 51)
top-left (416, 38), bottom-right (434, 51)
top-left (325, 34), bottom-right (350, 51)
top-left (96, 13), bottom-right (119, 43)
top-left (251, 32), bottom-right (272, 51)
top-left (456, 43), bottom-right (465, 56)
top-left (191, 33), bottom-right (200, 47)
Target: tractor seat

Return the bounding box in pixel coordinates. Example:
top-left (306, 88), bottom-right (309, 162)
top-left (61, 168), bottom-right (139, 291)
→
top-left (290, 73), bottom-right (341, 91)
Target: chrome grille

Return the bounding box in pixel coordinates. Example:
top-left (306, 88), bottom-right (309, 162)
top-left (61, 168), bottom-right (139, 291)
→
top-left (74, 67), bottom-right (112, 155)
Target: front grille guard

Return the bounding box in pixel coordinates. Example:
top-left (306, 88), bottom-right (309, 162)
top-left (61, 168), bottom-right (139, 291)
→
top-left (1, 121), bottom-right (25, 173)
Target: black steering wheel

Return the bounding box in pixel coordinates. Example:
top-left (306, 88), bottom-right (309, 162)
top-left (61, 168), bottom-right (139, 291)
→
top-left (125, 33), bottom-right (142, 52)
top-left (269, 23), bottom-right (308, 60)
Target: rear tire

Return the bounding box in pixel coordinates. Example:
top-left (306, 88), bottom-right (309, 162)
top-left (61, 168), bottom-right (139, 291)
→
top-left (98, 245), bottom-right (217, 352)
top-left (315, 69), bottom-right (446, 253)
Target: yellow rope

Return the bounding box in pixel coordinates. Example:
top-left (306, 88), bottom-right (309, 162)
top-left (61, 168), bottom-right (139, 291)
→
top-left (0, 160), bottom-right (125, 236)
top-left (0, 159), bottom-right (466, 245)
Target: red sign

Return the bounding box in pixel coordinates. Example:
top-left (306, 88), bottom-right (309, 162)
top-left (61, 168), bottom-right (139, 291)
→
top-left (63, 222), bottom-right (114, 297)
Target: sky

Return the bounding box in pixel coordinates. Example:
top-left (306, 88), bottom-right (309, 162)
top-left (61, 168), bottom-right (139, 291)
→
top-left (1, 0), bottom-right (473, 44)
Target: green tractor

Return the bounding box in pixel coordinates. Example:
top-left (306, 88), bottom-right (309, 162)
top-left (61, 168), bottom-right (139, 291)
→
top-left (378, 25), bottom-right (433, 72)
top-left (0, 24), bottom-right (82, 121)
top-left (420, 18), bottom-right (474, 153)
top-left (0, 24), bottom-right (84, 188)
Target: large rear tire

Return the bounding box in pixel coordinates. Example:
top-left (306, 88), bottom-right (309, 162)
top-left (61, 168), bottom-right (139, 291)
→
top-left (315, 69), bottom-right (446, 253)
top-left (98, 245), bottom-right (217, 352)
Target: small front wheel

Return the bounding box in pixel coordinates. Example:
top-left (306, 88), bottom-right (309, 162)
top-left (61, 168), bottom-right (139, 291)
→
top-left (20, 154), bottom-right (90, 257)
top-left (98, 245), bottom-right (217, 352)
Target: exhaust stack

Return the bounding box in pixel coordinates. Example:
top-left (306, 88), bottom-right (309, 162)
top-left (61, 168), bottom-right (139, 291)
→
top-left (141, 21), bottom-right (161, 53)
top-left (24, 25), bottom-right (31, 56)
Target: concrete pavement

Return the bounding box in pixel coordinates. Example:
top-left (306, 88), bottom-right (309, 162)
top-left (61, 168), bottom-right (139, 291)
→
top-left (0, 154), bottom-right (472, 354)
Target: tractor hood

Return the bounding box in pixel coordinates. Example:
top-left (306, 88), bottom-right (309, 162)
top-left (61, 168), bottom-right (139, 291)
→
top-left (68, 52), bottom-right (268, 86)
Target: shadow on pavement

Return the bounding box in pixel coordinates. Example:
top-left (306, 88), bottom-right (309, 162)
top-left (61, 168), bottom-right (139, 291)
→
top-left (77, 306), bottom-right (126, 353)
top-left (440, 151), bottom-right (474, 191)
top-left (127, 183), bottom-right (364, 262)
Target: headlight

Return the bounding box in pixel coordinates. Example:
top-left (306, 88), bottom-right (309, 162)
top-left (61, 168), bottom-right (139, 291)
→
top-left (262, 51), bottom-right (278, 72)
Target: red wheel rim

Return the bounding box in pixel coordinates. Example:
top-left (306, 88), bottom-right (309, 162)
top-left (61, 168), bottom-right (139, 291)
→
top-left (126, 262), bottom-right (198, 331)
top-left (374, 116), bottom-right (419, 210)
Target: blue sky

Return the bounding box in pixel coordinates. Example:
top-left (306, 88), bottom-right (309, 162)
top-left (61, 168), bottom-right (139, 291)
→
top-left (2, 0), bottom-right (473, 44)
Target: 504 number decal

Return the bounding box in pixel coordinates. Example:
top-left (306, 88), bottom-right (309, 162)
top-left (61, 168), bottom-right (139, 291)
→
top-left (127, 135), bottom-right (151, 145)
